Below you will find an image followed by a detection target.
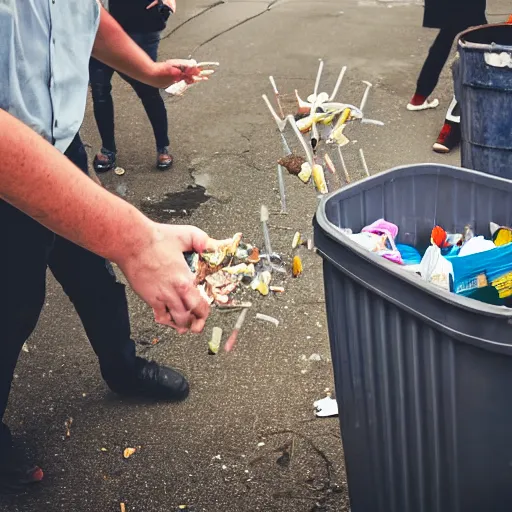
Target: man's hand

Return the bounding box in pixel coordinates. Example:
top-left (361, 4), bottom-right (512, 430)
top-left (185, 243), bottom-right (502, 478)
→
top-left (149, 59), bottom-right (206, 89)
top-left (147, 0), bottom-right (176, 13)
top-left (93, 8), bottom-right (212, 89)
top-left (117, 223), bottom-right (227, 334)
top-left (0, 110), bottom-right (223, 336)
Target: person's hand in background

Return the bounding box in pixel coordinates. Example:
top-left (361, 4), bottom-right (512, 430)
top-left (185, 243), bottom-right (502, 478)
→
top-left (147, 0), bottom-right (176, 14)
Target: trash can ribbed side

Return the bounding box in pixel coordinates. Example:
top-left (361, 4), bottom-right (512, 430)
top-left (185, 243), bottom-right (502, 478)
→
top-left (458, 24), bottom-right (512, 178)
top-left (314, 164), bottom-right (512, 512)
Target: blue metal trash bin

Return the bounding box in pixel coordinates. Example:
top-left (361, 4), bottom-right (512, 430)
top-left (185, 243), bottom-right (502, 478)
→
top-left (458, 24), bottom-right (512, 178)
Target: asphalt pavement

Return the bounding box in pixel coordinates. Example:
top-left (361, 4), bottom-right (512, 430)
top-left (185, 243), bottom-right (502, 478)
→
top-left (2, 0), bottom-right (510, 511)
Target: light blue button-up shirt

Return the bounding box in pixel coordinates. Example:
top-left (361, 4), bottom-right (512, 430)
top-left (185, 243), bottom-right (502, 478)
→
top-left (0, 0), bottom-right (100, 153)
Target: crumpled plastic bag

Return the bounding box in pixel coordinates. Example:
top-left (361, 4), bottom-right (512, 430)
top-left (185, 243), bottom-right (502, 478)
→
top-left (419, 245), bottom-right (454, 291)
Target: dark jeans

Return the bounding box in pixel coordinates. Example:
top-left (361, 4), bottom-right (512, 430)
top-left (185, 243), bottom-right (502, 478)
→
top-left (0, 134), bottom-right (136, 451)
top-left (89, 31), bottom-right (170, 153)
top-left (416, 27), bottom-right (462, 97)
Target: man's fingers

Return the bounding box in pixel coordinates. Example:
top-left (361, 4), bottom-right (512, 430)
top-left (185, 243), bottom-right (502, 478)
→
top-left (204, 236), bottom-right (235, 253)
top-left (190, 314), bottom-right (207, 334)
top-left (153, 303), bottom-right (174, 327)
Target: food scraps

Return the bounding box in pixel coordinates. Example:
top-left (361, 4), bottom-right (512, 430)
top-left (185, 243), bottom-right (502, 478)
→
top-left (292, 256), bottom-right (303, 277)
top-left (208, 327), bottom-right (223, 355)
top-left (278, 154), bottom-right (306, 175)
top-left (189, 234), bottom-right (286, 306)
top-left (123, 447), bottom-right (137, 459)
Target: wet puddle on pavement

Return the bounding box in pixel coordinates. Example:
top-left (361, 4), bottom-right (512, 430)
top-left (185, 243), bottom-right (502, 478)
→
top-left (140, 185), bottom-right (210, 222)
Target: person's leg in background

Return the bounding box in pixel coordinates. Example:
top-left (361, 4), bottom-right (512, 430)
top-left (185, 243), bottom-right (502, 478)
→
top-left (407, 26), bottom-right (461, 111)
top-left (122, 31), bottom-right (172, 170)
top-left (89, 58), bottom-right (118, 173)
top-left (0, 201), bottom-right (52, 489)
top-left (433, 55), bottom-right (462, 153)
top-left (48, 135), bottom-right (188, 399)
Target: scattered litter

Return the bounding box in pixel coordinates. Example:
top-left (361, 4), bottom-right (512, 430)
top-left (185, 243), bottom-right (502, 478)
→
top-left (221, 464), bottom-right (228, 470)
top-left (224, 308), bottom-right (249, 353)
top-left (257, 442), bottom-right (266, 447)
top-left (208, 327), bottom-right (223, 355)
top-left (188, 232), bottom-right (288, 306)
top-left (298, 162), bottom-right (312, 184)
top-left (151, 337), bottom-right (160, 346)
top-left (114, 167), bottom-right (126, 176)
top-left (292, 256), bottom-right (303, 277)
top-left (120, 503), bottom-right (126, 512)
top-left (123, 447), bottom-right (137, 459)
top-left (312, 164), bottom-right (328, 194)
top-left (314, 396), bottom-right (339, 418)
top-left (213, 454), bottom-right (222, 460)
top-left (250, 270), bottom-right (271, 296)
top-left (101, 448), bottom-right (108, 452)
top-left (309, 353), bottom-right (322, 362)
top-left (255, 313), bottom-right (279, 327)
top-left (22, 343), bottom-right (29, 353)
top-left (278, 154), bottom-right (305, 175)
top-left (269, 286), bottom-right (285, 293)
top-left (64, 417), bottom-right (73, 439)
top-left (277, 165), bottom-right (287, 214)
top-left (261, 205), bottom-right (273, 264)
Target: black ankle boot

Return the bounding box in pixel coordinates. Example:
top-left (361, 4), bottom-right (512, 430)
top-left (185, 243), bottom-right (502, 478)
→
top-left (103, 357), bottom-right (189, 402)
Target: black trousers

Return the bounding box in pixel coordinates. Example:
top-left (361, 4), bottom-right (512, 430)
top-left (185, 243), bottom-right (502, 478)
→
top-left (416, 27), bottom-right (462, 98)
top-left (0, 135), bottom-right (136, 450)
top-left (89, 31), bottom-right (170, 153)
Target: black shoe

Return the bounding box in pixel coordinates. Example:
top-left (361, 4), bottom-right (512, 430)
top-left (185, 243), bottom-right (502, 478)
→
top-left (0, 427), bottom-right (43, 493)
top-left (433, 121), bottom-right (461, 153)
top-left (93, 148), bottom-right (117, 173)
top-left (104, 357), bottom-right (189, 402)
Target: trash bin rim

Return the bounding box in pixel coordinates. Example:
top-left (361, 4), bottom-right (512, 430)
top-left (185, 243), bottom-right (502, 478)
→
top-left (458, 23), bottom-right (512, 53)
top-left (315, 163), bottom-right (512, 320)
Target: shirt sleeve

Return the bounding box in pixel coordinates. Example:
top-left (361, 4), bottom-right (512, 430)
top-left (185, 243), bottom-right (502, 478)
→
top-left (0, 4), bottom-right (14, 111)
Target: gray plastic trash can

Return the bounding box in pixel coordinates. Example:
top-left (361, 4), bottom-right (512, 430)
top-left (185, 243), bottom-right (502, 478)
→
top-left (313, 164), bottom-right (512, 512)
top-left (458, 24), bottom-right (512, 178)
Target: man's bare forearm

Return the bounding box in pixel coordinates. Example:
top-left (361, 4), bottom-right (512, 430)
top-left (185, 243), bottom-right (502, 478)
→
top-left (92, 7), bottom-right (159, 85)
top-left (0, 109), bottom-right (154, 265)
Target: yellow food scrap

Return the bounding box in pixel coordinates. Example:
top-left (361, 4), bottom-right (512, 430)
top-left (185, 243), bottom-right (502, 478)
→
top-left (123, 447), bottom-right (137, 459)
top-left (298, 162), bottom-right (312, 184)
top-left (292, 232), bottom-right (302, 249)
top-left (208, 327), bottom-right (223, 355)
top-left (292, 256), bottom-right (303, 278)
top-left (312, 165), bottom-right (328, 194)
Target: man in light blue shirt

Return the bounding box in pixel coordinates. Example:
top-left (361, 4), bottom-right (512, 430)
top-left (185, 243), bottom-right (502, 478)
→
top-left (0, 0), bottom-right (214, 491)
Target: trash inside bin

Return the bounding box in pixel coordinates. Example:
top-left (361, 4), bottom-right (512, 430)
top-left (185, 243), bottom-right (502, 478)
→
top-left (458, 24), bottom-right (512, 178)
top-left (314, 164), bottom-right (512, 512)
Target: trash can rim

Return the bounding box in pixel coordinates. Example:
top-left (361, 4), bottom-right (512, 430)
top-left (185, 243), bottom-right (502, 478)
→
top-left (458, 23), bottom-right (512, 53)
top-left (315, 163), bottom-right (512, 319)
